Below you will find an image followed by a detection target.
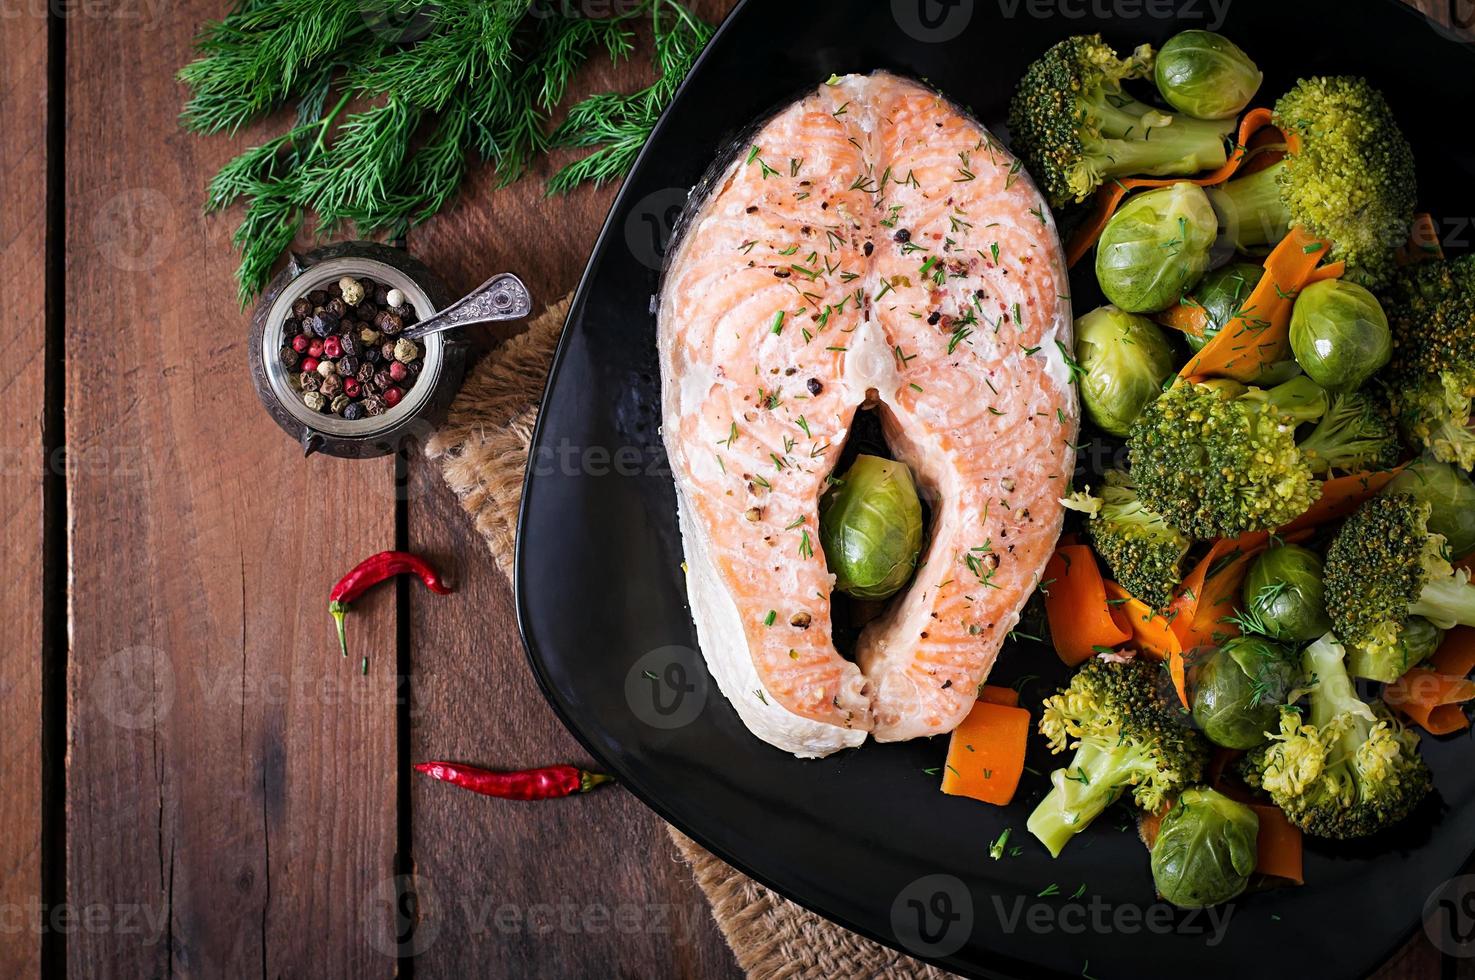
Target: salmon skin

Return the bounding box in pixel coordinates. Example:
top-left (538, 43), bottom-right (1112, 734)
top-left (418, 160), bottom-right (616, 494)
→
top-left (658, 72), bottom-right (1077, 758)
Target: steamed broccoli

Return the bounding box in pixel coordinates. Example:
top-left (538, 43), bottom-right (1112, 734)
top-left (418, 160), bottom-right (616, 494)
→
top-left (1379, 256), bottom-right (1475, 468)
top-left (1129, 376), bottom-right (1328, 538)
top-left (1008, 35), bottom-right (1235, 209)
top-left (1241, 633), bottom-right (1431, 839)
top-left (1062, 471), bottom-right (1191, 611)
top-left (1324, 493), bottom-right (1475, 661)
top-left (1205, 76), bottom-right (1415, 288)
top-left (1028, 657), bottom-right (1208, 857)
top-left (1297, 389), bottom-right (1401, 474)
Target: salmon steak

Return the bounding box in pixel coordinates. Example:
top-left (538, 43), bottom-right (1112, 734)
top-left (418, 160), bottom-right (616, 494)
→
top-left (658, 72), bottom-right (1077, 758)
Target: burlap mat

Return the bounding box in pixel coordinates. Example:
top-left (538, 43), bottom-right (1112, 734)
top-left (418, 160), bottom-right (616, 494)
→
top-left (424, 297), bottom-right (958, 980)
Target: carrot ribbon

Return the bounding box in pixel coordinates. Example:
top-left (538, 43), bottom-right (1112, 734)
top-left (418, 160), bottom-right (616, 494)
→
top-left (1043, 545), bottom-right (1132, 666)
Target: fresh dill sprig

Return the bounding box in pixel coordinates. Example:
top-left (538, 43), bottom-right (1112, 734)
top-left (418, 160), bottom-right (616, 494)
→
top-left (179, 0), bottom-right (711, 304)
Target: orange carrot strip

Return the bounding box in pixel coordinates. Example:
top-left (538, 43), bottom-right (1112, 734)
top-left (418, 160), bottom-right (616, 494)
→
top-left (1396, 212), bottom-right (1443, 266)
top-left (1065, 108), bottom-right (1276, 267)
top-left (1432, 627), bottom-right (1475, 678)
top-left (1249, 803), bottom-right (1305, 885)
top-left (1043, 545), bottom-right (1132, 666)
top-left (940, 700), bottom-right (1032, 806)
top-left (1279, 468), bottom-right (1403, 534)
top-left (978, 685), bottom-right (1020, 708)
top-left (1179, 225), bottom-right (1332, 383)
top-left (1102, 581), bottom-right (1188, 708)
top-left (1385, 668), bottom-right (1475, 735)
top-left (1154, 299), bottom-right (1210, 338)
top-left (1168, 532), bottom-right (1271, 648)
top-left (1303, 260), bottom-right (1346, 284)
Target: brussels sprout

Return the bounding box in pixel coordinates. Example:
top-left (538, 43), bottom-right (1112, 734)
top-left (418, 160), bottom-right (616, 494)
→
top-left (1151, 787), bottom-right (1260, 909)
top-left (1288, 279), bottom-right (1392, 392)
top-left (1242, 543), bottom-right (1333, 642)
top-left (1074, 306), bottom-right (1177, 436)
top-left (1348, 615), bottom-right (1445, 683)
top-left (1184, 262), bottom-right (1264, 353)
top-left (1154, 31), bottom-right (1263, 120)
top-left (819, 454), bottom-right (923, 600)
top-left (1096, 183), bottom-right (1217, 313)
top-left (1387, 460), bottom-right (1475, 560)
top-left (1191, 635), bottom-right (1300, 749)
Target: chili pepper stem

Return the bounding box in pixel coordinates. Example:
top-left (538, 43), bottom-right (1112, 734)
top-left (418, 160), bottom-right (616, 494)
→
top-left (329, 600), bottom-right (350, 659)
top-left (580, 771), bottom-right (614, 793)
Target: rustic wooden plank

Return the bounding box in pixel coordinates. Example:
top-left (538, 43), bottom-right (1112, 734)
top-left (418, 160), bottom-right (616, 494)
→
top-left (64, 1), bottom-right (400, 975)
top-left (0, 8), bottom-right (49, 980)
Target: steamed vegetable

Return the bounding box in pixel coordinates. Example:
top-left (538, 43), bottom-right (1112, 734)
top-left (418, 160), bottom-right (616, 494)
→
top-left (1062, 471), bottom-right (1190, 612)
top-left (819, 455), bottom-right (923, 600)
top-left (1043, 545), bottom-right (1133, 665)
top-left (940, 696), bottom-right (1031, 806)
top-left (1241, 633), bottom-right (1432, 839)
top-left (1154, 31), bottom-right (1262, 120)
top-left (1387, 460), bottom-right (1475, 560)
top-left (1348, 615), bottom-right (1444, 684)
top-left (1191, 635), bottom-right (1300, 749)
top-left (1029, 658), bottom-right (1209, 857)
top-left (1096, 182), bottom-right (1218, 312)
top-left (1075, 306), bottom-right (1177, 436)
top-left (1007, 35), bottom-right (1235, 208)
top-left (1204, 76), bottom-right (1416, 288)
top-left (1182, 261), bottom-right (1263, 353)
top-left (1288, 279), bottom-right (1391, 391)
top-left (1150, 788), bottom-right (1260, 908)
top-left (1297, 390), bottom-right (1401, 475)
top-left (1241, 543), bottom-right (1332, 642)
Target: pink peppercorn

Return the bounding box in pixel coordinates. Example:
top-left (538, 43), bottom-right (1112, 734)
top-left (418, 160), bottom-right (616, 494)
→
top-left (343, 377), bottom-right (361, 398)
top-left (307, 339), bottom-right (325, 359)
top-left (323, 336), bottom-right (342, 359)
top-left (291, 334), bottom-right (310, 354)
top-left (383, 386), bottom-right (403, 408)
top-left (301, 356), bottom-right (320, 374)
top-left (388, 360), bottom-right (409, 383)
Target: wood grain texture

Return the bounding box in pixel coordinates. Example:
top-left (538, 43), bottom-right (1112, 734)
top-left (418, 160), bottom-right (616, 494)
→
top-left (0, 9), bottom-right (48, 980)
top-left (63, 0), bottom-right (399, 974)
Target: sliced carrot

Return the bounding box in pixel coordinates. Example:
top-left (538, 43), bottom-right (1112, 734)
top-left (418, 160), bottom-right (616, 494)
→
top-left (1432, 627), bottom-right (1475, 678)
top-left (1154, 299), bottom-right (1210, 339)
top-left (1396, 212), bottom-right (1443, 266)
top-left (1279, 468), bottom-right (1403, 534)
top-left (978, 684), bottom-right (1020, 708)
top-left (1248, 803), bottom-right (1305, 885)
top-left (1139, 809), bottom-right (1164, 849)
top-left (1102, 581), bottom-right (1188, 708)
top-left (1065, 108), bottom-right (1277, 267)
top-left (940, 700), bottom-right (1032, 806)
top-left (1385, 668), bottom-right (1475, 736)
top-left (1043, 545), bottom-right (1132, 666)
top-left (1303, 260), bottom-right (1346, 284)
top-left (1179, 225), bottom-right (1332, 383)
top-left (1169, 532), bottom-right (1270, 648)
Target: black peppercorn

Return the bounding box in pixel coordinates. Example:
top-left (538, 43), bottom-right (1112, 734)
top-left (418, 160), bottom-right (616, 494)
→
top-left (339, 331), bottom-right (360, 357)
top-left (356, 362), bottom-right (375, 383)
top-left (279, 346), bottom-right (300, 369)
top-left (374, 285), bottom-right (390, 305)
top-left (308, 289), bottom-right (329, 306)
top-left (364, 347), bottom-right (381, 365)
top-left (806, 378), bottom-right (823, 395)
top-left (381, 341), bottom-right (398, 361)
top-left (362, 394), bottom-right (387, 416)
top-left (374, 370), bottom-right (394, 391)
top-left (299, 371), bottom-right (321, 392)
top-left (375, 310), bottom-right (404, 335)
top-left (326, 297), bottom-right (348, 317)
top-left (338, 355), bottom-right (361, 377)
top-left (309, 311), bottom-right (339, 337)
top-left (356, 301), bottom-right (377, 322)
top-left (343, 401), bottom-right (365, 421)
top-left (893, 229), bottom-right (911, 243)
top-left (291, 298), bottom-right (312, 318)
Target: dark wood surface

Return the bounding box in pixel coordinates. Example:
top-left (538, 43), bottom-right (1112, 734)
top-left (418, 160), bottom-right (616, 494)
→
top-left (5, 0), bottom-right (1471, 977)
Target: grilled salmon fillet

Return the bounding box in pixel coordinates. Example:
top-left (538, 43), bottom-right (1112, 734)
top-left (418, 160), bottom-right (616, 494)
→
top-left (659, 72), bottom-right (1077, 757)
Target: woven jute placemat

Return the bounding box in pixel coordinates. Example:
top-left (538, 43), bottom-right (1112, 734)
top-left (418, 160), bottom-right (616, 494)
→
top-left (424, 298), bottom-right (958, 980)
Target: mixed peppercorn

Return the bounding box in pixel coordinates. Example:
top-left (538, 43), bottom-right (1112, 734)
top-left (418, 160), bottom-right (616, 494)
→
top-left (280, 276), bottom-right (426, 420)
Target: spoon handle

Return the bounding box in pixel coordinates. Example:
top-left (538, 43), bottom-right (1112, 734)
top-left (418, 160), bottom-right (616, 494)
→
top-left (400, 273), bottom-right (533, 341)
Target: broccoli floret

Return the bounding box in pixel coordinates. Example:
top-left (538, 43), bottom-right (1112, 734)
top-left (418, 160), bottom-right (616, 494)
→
top-left (1324, 494), bottom-right (1475, 661)
top-left (1008, 35), bottom-right (1235, 209)
top-left (1062, 471), bottom-right (1190, 611)
top-left (1379, 256), bottom-right (1475, 468)
top-left (1129, 377), bottom-right (1327, 538)
top-left (1240, 633), bottom-right (1431, 838)
top-left (1206, 77), bottom-right (1415, 289)
top-left (1028, 657), bottom-right (1208, 857)
top-left (1297, 389), bottom-right (1401, 475)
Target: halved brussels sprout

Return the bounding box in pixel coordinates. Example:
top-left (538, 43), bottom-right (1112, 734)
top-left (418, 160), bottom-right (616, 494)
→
top-left (1191, 635), bottom-right (1300, 749)
top-left (1288, 279), bottom-right (1392, 392)
top-left (1096, 183), bottom-right (1217, 313)
top-left (1151, 787), bottom-right (1260, 909)
top-left (1387, 460), bottom-right (1475, 560)
top-left (820, 455), bottom-right (923, 600)
top-left (1075, 306), bottom-right (1177, 437)
top-left (1154, 31), bottom-right (1263, 120)
top-left (1242, 543), bottom-right (1333, 642)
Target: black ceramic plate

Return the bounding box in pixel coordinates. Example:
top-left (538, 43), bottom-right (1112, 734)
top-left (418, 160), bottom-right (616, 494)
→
top-left (517, 3), bottom-right (1475, 976)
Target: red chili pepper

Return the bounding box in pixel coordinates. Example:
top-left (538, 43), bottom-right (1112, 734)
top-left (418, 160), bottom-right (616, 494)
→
top-left (413, 761), bottom-right (612, 800)
top-left (329, 551), bottom-right (453, 673)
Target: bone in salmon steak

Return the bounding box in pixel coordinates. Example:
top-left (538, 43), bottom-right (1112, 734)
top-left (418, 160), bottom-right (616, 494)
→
top-left (658, 72), bottom-right (1077, 758)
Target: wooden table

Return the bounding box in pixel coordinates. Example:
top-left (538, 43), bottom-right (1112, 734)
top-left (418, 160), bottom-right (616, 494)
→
top-left (1, 1), bottom-right (1469, 977)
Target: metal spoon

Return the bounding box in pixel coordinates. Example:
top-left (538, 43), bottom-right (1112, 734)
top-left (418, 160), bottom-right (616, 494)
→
top-left (399, 272), bottom-right (533, 341)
